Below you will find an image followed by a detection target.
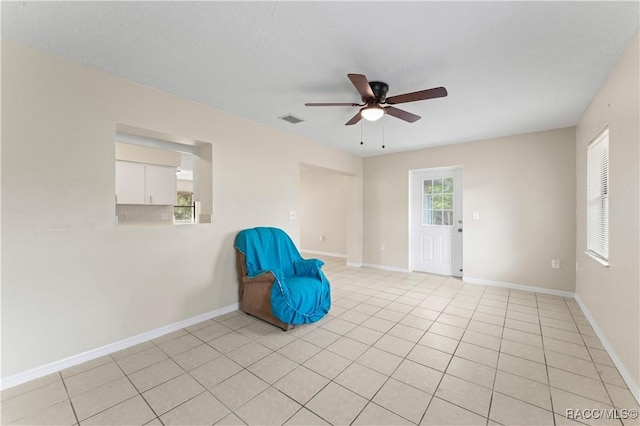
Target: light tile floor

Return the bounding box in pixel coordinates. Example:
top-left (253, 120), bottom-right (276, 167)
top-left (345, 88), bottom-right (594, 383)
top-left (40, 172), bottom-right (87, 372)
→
top-left (3, 255), bottom-right (639, 425)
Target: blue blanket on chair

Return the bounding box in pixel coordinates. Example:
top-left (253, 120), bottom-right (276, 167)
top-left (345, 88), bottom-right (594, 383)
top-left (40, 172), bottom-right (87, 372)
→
top-left (234, 227), bottom-right (331, 325)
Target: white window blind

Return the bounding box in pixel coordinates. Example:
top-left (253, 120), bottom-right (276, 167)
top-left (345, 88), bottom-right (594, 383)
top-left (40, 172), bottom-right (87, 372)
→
top-left (587, 129), bottom-right (609, 262)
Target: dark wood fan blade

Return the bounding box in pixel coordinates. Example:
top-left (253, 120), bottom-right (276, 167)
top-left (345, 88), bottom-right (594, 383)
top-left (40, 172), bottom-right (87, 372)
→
top-left (348, 74), bottom-right (375, 102)
top-left (305, 103), bottom-right (361, 107)
top-left (345, 111), bottom-right (363, 126)
top-left (385, 106), bottom-right (421, 123)
top-left (386, 87), bottom-right (448, 105)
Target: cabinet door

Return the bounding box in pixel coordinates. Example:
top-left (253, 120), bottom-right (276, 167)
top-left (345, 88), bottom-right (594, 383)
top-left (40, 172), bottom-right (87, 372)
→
top-left (115, 161), bottom-right (145, 204)
top-left (145, 164), bottom-right (177, 205)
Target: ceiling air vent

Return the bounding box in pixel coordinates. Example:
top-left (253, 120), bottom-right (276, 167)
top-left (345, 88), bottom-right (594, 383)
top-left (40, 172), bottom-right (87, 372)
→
top-left (279, 114), bottom-right (304, 124)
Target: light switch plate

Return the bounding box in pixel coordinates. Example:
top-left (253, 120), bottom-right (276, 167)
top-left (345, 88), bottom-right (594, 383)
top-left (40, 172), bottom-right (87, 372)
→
top-left (289, 210), bottom-right (296, 220)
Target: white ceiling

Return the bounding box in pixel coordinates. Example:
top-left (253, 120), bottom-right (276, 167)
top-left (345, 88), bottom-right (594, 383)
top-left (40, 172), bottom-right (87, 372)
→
top-left (2, 2), bottom-right (638, 157)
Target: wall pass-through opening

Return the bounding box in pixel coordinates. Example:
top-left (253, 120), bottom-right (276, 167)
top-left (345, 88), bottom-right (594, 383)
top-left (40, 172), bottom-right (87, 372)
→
top-left (114, 125), bottom-right (213, 226)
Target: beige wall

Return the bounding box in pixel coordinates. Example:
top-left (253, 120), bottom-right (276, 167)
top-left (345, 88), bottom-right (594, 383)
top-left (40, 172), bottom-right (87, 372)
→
top-left (363, 127), bottom-right (577, 291)
top-left (177, 179), bottom-right (193, 193)
top-left (299, 167), bottom-right (348, 256)
top-left (575, 32), bottom-right (639, 398)
top-left (1, 39), bottom-right (362, 378)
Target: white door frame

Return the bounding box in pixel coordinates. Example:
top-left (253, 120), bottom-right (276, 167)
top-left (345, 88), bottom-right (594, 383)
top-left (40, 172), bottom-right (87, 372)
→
top-left (408, 166), bottom-right (463, 276)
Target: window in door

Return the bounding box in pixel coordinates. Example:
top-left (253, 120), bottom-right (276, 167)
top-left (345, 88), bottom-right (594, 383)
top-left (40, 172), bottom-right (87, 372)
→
top-left (423, 177), bottom-right (454, 226)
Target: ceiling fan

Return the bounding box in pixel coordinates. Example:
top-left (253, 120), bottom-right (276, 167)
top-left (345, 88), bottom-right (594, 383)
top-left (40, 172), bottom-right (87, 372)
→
top-left (305, 74), bottom-right (448, 126)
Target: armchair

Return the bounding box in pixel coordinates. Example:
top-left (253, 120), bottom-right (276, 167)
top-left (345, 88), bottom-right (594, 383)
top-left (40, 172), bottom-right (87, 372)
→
top-left (234, 227), bottom-right (331, 331)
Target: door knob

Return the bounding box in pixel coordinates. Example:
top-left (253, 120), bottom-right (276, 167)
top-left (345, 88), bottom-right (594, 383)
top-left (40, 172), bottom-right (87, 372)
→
top-left (458, 228), bottom-right (463, 232)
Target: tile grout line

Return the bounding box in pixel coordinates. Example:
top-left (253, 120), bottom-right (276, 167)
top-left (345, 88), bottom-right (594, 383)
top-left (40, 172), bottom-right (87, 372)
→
top-left (305, 277), bottom-right (427, 425)
top-left (269, 273), bottom-right (434, 425)
top-left (540, 306), bottom-right (624, 417)
top-left (109, 351), bottom-right (167, 425)
top-left (177, 323), bottom-right (260, 425)
top-left (536, 292), bottom-right (557, 426)
top-left (150, 315), bottom-right (286, 424)
top-left (418, 280), bottom-right (493, 425)
top-left (2, 373), bottom-right (76, 425)
top-left (59, 371), bottom-right (81, 426)
top-left (566, 299), bottom-right (622, 421)
top-left (447, 291), bottom-right (582, 421)
top-left (389, 278), bottom-right (490, 421)
top-left (180, 316), bottom-right (333, 425)
top-left (145, 332), bottom-right (229, 425)
top-left (485, 286), bottom-right (511, 426)
top-left (113, 326), bottom-right (240, 423)
top-left (345, 276), bottom-right (439, 425)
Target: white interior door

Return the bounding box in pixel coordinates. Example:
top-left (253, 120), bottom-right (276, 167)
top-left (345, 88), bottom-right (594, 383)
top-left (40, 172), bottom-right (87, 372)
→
top-left (411, 168), bottom-right (463, 276)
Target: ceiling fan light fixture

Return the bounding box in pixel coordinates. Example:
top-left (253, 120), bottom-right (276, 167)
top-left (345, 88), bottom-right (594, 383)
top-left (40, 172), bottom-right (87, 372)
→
top-left (361, 105), bottom-right (384, 121)
top-left (305, 74), bottom-right (446, 126)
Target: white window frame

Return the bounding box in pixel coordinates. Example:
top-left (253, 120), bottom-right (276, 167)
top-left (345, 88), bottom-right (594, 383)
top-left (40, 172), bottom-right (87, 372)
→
top-left (421, 177), bottom-right (455, 227)
top-left (586, 128), bottom-right (609, 266)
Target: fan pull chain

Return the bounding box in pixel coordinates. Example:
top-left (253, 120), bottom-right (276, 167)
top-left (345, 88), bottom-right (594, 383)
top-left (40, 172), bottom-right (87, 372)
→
top-left (382, 115), bottom-right (386, 149)
top-left (360, 122), bottom-right (364, 146)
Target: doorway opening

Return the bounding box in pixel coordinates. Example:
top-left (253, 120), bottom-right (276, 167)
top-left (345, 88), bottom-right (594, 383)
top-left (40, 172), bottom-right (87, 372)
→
top-left (299, 166), bottom-right (349, 258)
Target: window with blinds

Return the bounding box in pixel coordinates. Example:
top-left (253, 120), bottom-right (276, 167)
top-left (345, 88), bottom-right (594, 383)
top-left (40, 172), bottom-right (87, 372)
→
top-left (587, 128), bottom-right (609, 263)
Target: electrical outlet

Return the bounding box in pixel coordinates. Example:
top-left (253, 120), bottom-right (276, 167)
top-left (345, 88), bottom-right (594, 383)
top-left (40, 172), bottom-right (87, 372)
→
top-left (320, 236), bottom-right (325, 241)
top-left (472, 211), bottom-right (480, 220)
top-left (551, 259), bottom-right (560, 269)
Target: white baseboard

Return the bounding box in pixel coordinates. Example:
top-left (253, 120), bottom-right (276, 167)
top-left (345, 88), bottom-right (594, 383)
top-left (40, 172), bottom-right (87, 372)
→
top-left (1, 303), bottom-right (239, 391)
top-left (346, 262), bottom-right (363, 267)
top-left (463, 276), bottom-right (575, 299)
top-left (300, 249), bottom-right (347, 259)
top-left (574, 295), bottom-right (640, 405)
top-left (362, 263), bottom-right (411, 273)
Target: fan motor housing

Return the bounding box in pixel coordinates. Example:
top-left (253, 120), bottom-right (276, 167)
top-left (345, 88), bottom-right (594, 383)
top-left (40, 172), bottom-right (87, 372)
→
top-left (369, 81), bottom-right (389, 102)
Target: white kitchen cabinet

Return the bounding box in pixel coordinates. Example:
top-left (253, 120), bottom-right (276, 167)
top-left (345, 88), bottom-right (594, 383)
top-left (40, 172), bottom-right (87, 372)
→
top-left (145, 164), bottom-right (177, 205)
top-left (116, 161), bottom-right (145, 204)
top-left (116, 161), bottom-right (176, 205)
